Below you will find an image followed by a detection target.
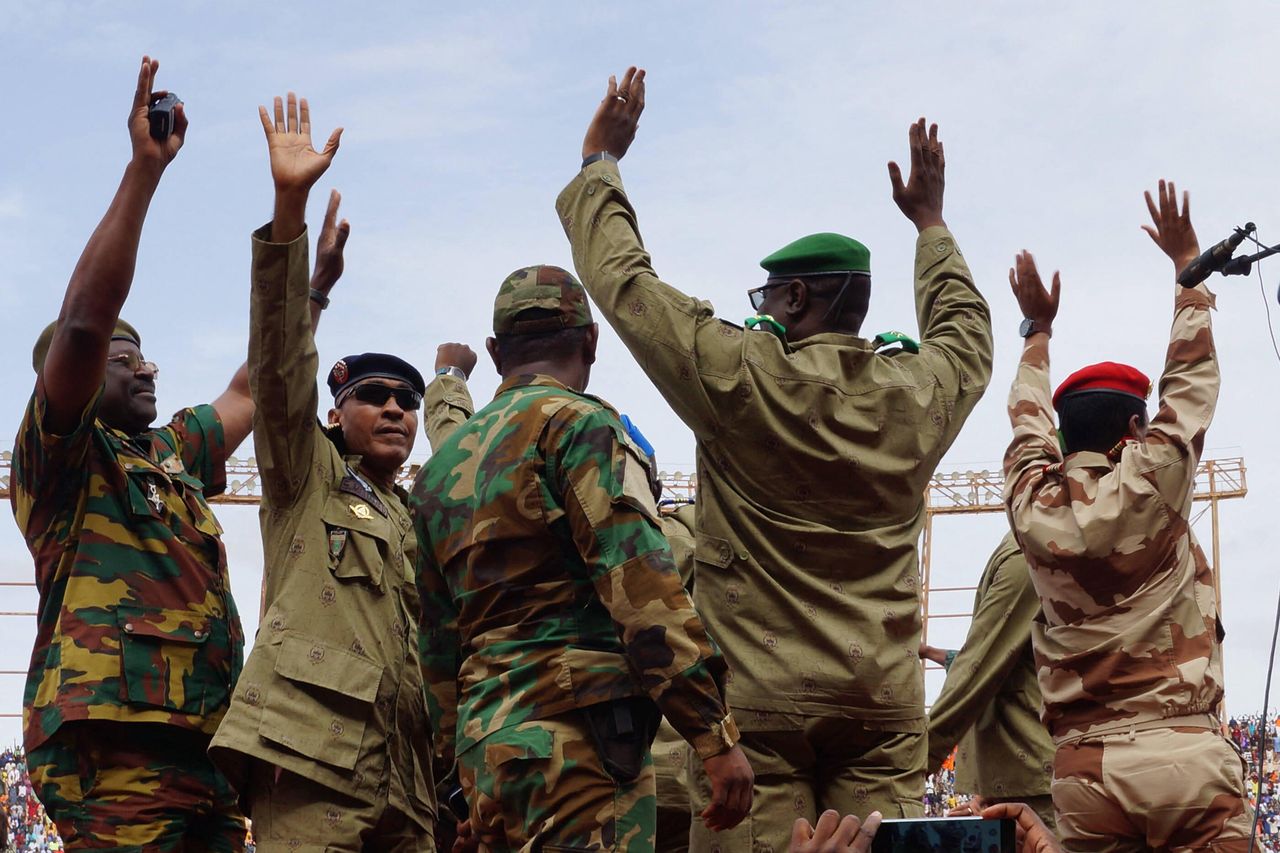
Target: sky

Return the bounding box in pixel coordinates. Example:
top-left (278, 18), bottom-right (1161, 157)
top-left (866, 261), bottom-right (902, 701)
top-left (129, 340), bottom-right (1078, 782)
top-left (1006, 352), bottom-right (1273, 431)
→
top-left (1, 1), bottom-right (1278, 746)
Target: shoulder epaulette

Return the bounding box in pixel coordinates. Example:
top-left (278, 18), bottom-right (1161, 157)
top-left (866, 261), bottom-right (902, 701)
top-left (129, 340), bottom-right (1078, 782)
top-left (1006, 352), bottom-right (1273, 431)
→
top-left (873, 330), bottom-right (920, 354)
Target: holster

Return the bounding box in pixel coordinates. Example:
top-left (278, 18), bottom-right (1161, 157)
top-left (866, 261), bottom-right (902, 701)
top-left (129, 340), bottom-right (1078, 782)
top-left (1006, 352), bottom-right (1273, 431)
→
top-left (581, 697), bottom-right (661, 784)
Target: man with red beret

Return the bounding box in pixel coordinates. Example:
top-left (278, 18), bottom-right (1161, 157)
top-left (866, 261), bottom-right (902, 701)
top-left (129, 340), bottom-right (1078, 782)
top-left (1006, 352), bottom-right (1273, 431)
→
top-left (1004, 180), bottom-right (1254, 851)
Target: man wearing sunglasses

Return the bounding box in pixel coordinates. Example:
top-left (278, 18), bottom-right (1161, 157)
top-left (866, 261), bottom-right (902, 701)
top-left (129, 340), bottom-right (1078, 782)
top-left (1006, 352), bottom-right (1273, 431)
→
top-left (557, 68), bottom-right (993, 852)
top-left (11, 57), bottom-right (263, 851)
top-left (208, 91), bottom-right (474, 851)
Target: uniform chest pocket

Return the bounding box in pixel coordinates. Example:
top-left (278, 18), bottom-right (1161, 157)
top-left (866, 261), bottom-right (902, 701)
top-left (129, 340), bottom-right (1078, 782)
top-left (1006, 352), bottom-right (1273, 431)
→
top-left (173, 470), bottom-right (224, 537)
top-left (116, 605), bottom-right (229, 715)
top-left (321, 495), bottom-right (391, 588)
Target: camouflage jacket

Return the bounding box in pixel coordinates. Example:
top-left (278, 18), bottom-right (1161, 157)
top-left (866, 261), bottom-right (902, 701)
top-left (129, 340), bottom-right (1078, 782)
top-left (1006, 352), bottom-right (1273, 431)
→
top-left (11, 382), bottom-right (242, 750)
top-left (927, 534), bottom-right (1053, 797)
top-left (557, 161), bottom-right (993, 726)
top-left (1003, 281), bottom-right (1222, 742)
top-left (209, 226), bottom-right (472, 823)
top-left (411, 375), bottom-right (737, 768)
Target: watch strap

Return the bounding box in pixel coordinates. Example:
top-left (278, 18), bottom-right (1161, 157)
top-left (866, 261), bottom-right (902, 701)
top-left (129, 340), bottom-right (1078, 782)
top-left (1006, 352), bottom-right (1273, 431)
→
top-left (435, 366), bottom-right (468, 382)
top-left (309, 288), bottom-right (331, 309)
top-left (581, 151), bottom-right (619, 169)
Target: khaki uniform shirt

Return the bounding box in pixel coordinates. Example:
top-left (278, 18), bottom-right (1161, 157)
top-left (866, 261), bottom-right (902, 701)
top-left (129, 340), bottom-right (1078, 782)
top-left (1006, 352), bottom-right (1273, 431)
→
top-left (557, 161), bottom-right (993, 725)
top-left (1003, 281), bottom-right (1222, 742)
top-left (652, 503), bottom-right (699, 809)
top-left (209, 226), bottom-right (472, 826)
top-left (927, 534), bottom-right (1053, 798)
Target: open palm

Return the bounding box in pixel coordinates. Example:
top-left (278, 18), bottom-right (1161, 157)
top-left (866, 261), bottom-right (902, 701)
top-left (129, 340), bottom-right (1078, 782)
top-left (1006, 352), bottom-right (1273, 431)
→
top-left (259, 92), bottom-right (342, 194)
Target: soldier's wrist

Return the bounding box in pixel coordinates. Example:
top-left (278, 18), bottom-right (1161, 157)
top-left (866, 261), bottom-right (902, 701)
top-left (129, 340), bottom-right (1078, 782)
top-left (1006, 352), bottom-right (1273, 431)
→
top-left (691, 712), bottom-right (741, 760)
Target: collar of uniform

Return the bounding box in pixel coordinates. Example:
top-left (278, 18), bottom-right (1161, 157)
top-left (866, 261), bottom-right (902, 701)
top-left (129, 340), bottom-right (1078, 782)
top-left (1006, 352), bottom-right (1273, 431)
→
top-left (1063, 450), bottom-right (1112, 473)
top-left (495, 373), bottom-right (577, 396)
top-left (784, 332), bottom-right (874, 352)
top-left (340, 453), bottom-right (412, 510)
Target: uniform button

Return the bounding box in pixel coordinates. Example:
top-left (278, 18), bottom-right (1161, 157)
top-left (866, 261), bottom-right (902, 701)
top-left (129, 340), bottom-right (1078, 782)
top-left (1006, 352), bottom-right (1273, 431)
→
top-left (123, 623), bottom-right (135, 633)
top-left (193, 629), bottom-right (205, 639)
top-left (309, 646), bottom-right (325, 663)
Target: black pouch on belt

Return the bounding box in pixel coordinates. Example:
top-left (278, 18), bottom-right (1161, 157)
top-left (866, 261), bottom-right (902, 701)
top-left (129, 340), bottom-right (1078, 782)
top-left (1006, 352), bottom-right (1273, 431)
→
top-left (582, 696), bottom-right (662, 784)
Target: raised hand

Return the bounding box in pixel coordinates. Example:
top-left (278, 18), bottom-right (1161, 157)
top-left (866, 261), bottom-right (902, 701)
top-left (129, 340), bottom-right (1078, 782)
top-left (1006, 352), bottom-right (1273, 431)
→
top-left (1141, 179), bottom-right (1201, 274)
top-left (435, 343), bottom-right (478, 379)
top-left (581, 67), bottom-right (646, 162)
top-left (888, 118), bottom-right (946, 232)
top-left (1008, 251), bottom-right (1061, 335)
top-left (259, 92), bottom-right (343, 196)
top-left (129, 56), bottom-right (187, 168)
top-left (311, 189), bottom-right (351, 295)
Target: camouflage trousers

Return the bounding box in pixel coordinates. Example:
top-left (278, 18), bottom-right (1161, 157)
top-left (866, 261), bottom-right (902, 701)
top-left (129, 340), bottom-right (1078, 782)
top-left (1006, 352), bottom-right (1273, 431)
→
top-left (652, 721), bottom-right (691, 853)
top-left (27, 720), bottom-right (245, 852)
top-left (688, 714), bottom-right (924, 853)
top-left (245, 761), bottom-right (434, 852)
top-left (457, 711), bottom-right (657, 852)
top-left (1052, 722), bottom-right (1257, 852)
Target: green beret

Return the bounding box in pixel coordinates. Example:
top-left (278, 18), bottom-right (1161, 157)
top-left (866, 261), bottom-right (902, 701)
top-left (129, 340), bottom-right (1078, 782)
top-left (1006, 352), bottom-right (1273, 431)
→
top-left (760, 233), bottom-right (871, 277)
top-left (32, 319), bottom-right (142, 373)
top-left (493, 265), bottom-right (593, 335)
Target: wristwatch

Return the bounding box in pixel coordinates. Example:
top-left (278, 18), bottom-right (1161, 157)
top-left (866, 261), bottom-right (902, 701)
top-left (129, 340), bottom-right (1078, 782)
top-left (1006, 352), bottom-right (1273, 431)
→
top-left (581, 151), bottom-right (618, 169)
top-left (309, 288), bottom-right (331, 309)
top-left (435, 366), bottom-right (468, 381)
top-left (1019, 318), bottom-right (1048, 338)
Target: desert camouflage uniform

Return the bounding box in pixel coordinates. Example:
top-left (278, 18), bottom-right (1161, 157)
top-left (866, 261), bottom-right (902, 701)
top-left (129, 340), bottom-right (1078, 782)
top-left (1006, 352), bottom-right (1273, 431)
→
top-left (412, 375), bottom-right (738, 852)
top-left (1003, 279), bottom-right (1255, 851)
top-left (557, 159), bottom-right (993, 851)
top-left (925, 534), bottom-right (1055, 829)
top-left (209, 225), bottom-right (472, 852)
top-left (12, 375), bottom-right (245, 849)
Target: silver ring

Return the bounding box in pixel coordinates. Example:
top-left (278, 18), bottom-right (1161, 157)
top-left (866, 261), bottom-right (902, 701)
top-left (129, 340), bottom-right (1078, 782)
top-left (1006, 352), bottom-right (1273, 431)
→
top-left (614, 95), bottom-right (628, 103)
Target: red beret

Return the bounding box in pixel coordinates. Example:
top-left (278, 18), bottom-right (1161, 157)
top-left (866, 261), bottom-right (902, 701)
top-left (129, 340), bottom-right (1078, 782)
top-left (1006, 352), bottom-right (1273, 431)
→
top-left (1053, 361), bottom-right (1152, 411)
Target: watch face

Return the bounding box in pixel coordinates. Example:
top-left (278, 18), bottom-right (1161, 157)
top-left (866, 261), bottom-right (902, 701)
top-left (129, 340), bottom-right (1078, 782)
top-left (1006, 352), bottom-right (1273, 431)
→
top-left (1019, 318), bottom-right (1035, 338)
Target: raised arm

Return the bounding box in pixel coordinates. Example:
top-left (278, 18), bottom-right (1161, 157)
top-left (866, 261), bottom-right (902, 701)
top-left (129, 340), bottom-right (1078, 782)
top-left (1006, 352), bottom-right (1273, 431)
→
top-left (247, 92), bottom-right (342, 506)
top-left (1139, 180), bottom-right (1219, 505)
top-left (423, 343), bottom-right (477, 452)
top-left (41, 56), bottom-right (185, 435)
top-left (889, 119), bottom-right (993, 429)
top-left (1003, 251), bottom-right (1062, 505)
top-left (556, 68), bottom-right (738, 438)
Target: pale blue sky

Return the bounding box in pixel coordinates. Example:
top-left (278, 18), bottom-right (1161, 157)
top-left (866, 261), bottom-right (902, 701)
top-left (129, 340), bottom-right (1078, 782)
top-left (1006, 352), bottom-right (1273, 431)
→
top-left (1, 1), bottom-right (1277, 744)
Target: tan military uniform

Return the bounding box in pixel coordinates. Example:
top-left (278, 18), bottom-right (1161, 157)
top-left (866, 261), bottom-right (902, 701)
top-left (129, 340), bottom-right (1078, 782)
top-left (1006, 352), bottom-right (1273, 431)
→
top-left (210, 225), bottom-right (473, 852)
top-left (1003, 280), bottom-right (1255, 851)
top-left (653, 503), bottom-right (698, 853)
top-left (557, 160), bottom-right (993, 851)
top-left (926, 534), bottom-right (1055, 829)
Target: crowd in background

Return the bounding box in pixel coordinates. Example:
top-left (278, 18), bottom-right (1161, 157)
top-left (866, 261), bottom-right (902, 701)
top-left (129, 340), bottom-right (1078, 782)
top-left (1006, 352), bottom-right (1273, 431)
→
top-left (1, 746), bottom-right (61, 853)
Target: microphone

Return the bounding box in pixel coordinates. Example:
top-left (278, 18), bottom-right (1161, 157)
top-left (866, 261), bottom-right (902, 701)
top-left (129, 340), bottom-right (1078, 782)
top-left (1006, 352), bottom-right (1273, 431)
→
top-left (1178, 223), bottom-right (1256, 287)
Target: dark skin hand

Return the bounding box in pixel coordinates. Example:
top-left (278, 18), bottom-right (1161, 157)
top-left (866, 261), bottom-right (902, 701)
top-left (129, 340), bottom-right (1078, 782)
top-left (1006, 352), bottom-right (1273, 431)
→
top-left (309, 189), bottom-right (350, 327)
top-left (888, 118), bottom-right (947, 233)
top-left (981, 803), bottom-right (1063, 853)
top-left (1008, 251), bottom-right (1060, 340)
top-left (259, 91), bottom-right (343, 244)
top-left (789, 809), bottom-right (882, 852)
top-left (700, 744), bottom-right (754, 832)
top-left (918, 642), bottom-right (951, 666)
top-left (581, 66), bottom-right (647, 161)
top-left (435, 343), bottom-right (478, 379)
top-left (1141, 179), bottom-right (1202, 274)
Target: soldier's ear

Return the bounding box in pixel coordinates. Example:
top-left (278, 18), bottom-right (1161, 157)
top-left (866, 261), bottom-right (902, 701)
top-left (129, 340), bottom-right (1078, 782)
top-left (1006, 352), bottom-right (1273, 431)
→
top-left (485, 337), bottom-right (502, 375)
top-left (327, 407), bottom-right (341, 426)
top-left (582, 323), bottom-right (599, 367)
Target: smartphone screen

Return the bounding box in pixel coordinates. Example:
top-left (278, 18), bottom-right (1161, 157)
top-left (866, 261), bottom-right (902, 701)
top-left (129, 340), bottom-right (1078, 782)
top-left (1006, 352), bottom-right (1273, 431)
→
top-left (870, 816), bottom-right (1016, 852)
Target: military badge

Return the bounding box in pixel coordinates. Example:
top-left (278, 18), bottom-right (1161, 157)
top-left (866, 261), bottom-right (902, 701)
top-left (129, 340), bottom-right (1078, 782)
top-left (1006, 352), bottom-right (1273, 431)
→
top-left (332, 359), bottom-right (349, 384)
top-left (349, 503), bottom-right (372, 520)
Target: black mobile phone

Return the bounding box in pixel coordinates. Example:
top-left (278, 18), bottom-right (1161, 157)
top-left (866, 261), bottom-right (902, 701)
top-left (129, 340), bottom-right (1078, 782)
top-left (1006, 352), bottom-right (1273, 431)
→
top-left (870, 816), bottom-right (1016, 852)
top-left (446, 786), bottom-right (469, 823)
top-left (148, 93), bottom-right (182, 140)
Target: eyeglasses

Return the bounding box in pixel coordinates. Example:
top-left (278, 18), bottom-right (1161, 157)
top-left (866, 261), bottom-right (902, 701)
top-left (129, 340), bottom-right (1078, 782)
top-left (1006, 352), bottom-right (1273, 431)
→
top-left (747, 281), bottom-right (788, 311)
top-left (344, 383), bottom-right (422, 411)
top-left (107, 352), bottom-right (159, 377)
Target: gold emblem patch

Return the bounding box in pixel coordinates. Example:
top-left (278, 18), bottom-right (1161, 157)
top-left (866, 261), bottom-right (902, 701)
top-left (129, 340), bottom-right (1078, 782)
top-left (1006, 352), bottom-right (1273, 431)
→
top-left (349, 503), bottom-right (372, 520)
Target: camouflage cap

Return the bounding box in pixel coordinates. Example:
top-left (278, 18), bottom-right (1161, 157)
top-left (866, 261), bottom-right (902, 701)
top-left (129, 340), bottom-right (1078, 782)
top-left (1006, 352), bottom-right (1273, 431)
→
top-left (32, 319), bottom-right (142, 373)
top-left (493, 265), bottom-right (593, 335)
top-left (760, 233), bottom-right (872, 277)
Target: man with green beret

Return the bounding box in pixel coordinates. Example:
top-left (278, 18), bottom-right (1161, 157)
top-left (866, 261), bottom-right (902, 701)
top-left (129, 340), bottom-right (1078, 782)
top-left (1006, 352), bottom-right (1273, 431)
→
top-left (10, 57), bottom-right (259, 850)
top-left (411, 264), bottom-right (754, 852)
top-left (208, 91), bottom-right (476, 852)
top-left (556, 67), bottom-right (993, 851)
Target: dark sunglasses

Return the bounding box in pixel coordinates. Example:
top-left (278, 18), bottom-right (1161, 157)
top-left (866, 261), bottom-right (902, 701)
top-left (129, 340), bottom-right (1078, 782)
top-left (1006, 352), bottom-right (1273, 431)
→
top-left (107, 351), bottom-right (159, 377)
top-left (747, 281), bottom-right (789, 311)
top-left (344, 383), bottom-right (422, 411)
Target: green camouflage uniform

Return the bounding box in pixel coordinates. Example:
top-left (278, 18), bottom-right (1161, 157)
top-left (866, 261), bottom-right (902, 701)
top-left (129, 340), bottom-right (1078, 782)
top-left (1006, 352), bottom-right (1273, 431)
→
top-left (556, 159), bottom-right (993, 851)
top-left (12, 365), bottom-right (245, 849)
top-left (1004, 280), bottom-right (1255, 851)
top-left (925, 534), bottom-right (1055, 829)
top-left (209, 226), bottom-right (472, 852)
top-left (412, 349), bottom-right (738, 851)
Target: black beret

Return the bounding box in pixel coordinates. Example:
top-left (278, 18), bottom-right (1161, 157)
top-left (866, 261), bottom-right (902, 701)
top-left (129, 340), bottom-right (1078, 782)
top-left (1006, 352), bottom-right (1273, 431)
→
top-left (327, 352), bottom-right (426, 400)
